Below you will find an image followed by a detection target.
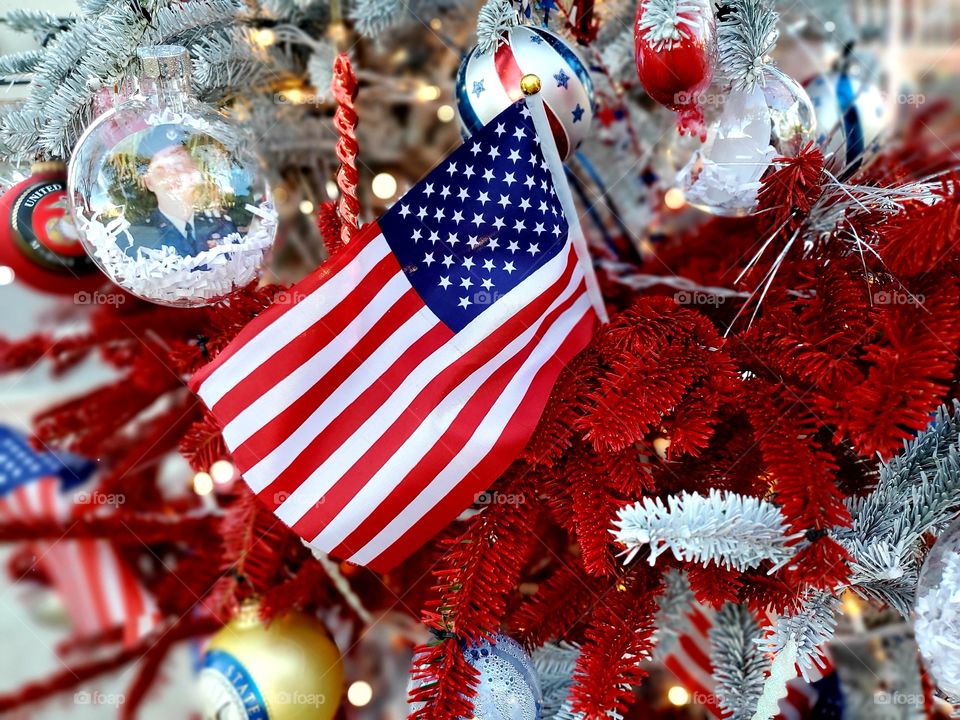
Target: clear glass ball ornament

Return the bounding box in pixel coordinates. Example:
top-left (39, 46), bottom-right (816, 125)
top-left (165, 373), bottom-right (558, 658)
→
top-left (68, 46), bottom-right (277, 307)
top-left (676, 66), bottom-right (817, 216)
top-left (407, 634), bottom-right (542, 719)
top-left (915, 519), bottom-right (960, 703)
top-left (465, 634), bottom-right (543, 720)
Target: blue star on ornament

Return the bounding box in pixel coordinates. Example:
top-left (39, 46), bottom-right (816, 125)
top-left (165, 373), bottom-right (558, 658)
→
top-left (554, 69), bottom-right (570, 89)
top-left (530, 34), bottom-right (544, 44)
top-left (571, 104), bottom-right (584, 123)
top-left (472, 80), bottom-right (485, 97)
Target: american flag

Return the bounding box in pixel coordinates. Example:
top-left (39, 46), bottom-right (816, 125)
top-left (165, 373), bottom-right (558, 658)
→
top-left (191, 99), bottom-right (601, 571)
top-left (0, 427), bottom-right (159, 645)
top-left (664, 605), bottom-right (842, 720)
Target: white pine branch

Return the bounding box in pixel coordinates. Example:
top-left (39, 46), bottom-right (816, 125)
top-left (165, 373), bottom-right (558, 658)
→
top-left (533, 642), bottom-right (581, 719)
top-left (2, 8), bottom-right (72, 39)
top-left (636, 0), bottom-right (711, 52)
top-left (191, 26), bottom-right (289, 98)
top-left (710, 603), bottom-right (769, 720)
top-left (349, 0), bottom-right (402, 38)
top-left (716, 0), bottom-right (779, 90)
top-left (143, 0), bottom-right (243, 47)
top-left (839, 401), bottom-right (960, 615)
top-left (756, 590), bottom-right (838, 681)
top-left (651, 569), bottom-right (694, 660)
top-left (475, 0), bottom-right (518, 54)
top-left (0, 50), bottom-right (44, 80)
top-left (612, 489), bottom-right (795, 571)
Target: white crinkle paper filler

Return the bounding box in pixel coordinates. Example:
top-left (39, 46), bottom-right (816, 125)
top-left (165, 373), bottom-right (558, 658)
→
top-left (76, 200), bottom-right (277, 305)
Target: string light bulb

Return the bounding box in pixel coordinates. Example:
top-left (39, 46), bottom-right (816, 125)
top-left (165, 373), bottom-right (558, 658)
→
top-left (210, 459), bottom-right (236, 485)
top-left (299, 199), bottom-right (315, 214)
top-left (327, 22), bottom-right (348, 45)
top-left (416, 84), bottom-right (441, 102)
top-left (251, 28), bottom-right (276, 47)
top-left (667, 685), bottom-right (690, 706)
top-left (347, 680), bottom-right (373, 707)
top-left (372, 173), bottom-right (398, 200)
top-left (653, 434), bottom-right (671, 459)
top-left (0, 266), bottom-right (14, 286)
top-left (437, 104), bottom-right (455, 122)
top-left (664, 187), bottom-right (687, 210)
top-left (283, 87), bottom-right (306, 104)
top-left (193, 471), bottom-right (214, 496)
top-left (842, 590), bottom-right (862, 618)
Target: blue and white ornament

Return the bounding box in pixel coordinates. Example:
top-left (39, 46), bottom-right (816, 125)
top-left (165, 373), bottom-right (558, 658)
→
top-left (465, 634), bottom-right (543, 720)
top-left (456, 26), bottom-right (593, 160)
top-left (804, 70), bottom-right (890, 174)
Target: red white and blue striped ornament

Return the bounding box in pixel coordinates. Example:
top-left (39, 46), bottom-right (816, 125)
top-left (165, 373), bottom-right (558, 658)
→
top-left (456, 25), bottom-right (593, 160)
top-left (804, 70), bottom-right (890, 175)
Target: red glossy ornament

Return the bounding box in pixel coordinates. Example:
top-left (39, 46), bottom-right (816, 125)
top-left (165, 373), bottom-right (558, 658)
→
top-left (634, 0), bottom-right (715, 139)
top-left (0, 162), bottom-right (103, 295)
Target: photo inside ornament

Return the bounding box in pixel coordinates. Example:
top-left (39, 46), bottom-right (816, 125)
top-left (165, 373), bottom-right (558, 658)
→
top-left (676, 66), bottom-right (816, 216)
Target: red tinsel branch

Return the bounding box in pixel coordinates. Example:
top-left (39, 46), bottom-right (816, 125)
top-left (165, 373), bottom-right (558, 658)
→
top-left (430, 471), bottom-right (541, 640)
top-left (332, 53), bottom-right (360, 245)
top-left (511, 560), bottom-right (603, 647)
top-left (0, 512), bottom-right (220, 543)
top-left (408, 634), bottom-right (480, 720)
top-left (219, 487), bottom-right (297, 599)
top-left (568, 566), bottom-right (662, 718)
top-left (316, 200), bottom-right (345, 257)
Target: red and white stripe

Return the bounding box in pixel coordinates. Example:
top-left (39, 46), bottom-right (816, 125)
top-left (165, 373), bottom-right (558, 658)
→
top-left (0, 478), bottom-right (159, 646)
top-left (663, 605), bottom-right (830, 720)
top-left (191, 224), bottom-right (596, 571)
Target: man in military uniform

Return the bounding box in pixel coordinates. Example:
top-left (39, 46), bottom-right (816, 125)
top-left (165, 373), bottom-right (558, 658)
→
top-left (124, 125), bottom-right (237, 259)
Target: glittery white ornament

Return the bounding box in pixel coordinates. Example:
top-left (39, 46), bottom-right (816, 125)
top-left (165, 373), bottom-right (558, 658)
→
top-left (915, 521), bottom-right (960, 702)
top-left (465, 634), bottom-right (543, 720)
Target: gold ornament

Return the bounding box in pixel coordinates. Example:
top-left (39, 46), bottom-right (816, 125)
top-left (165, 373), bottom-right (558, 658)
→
top-left (199, 603), bottom-right (343, 720)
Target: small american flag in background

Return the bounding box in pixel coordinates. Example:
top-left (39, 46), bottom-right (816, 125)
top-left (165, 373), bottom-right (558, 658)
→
top-left (664, 605), bottom-right (842, 720)
top-left (0, 427), bottom-right (159, 646)
top-left (191, 99), bottom-right (600, 571)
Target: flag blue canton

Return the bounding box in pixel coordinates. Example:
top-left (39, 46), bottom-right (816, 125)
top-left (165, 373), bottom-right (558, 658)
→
top-left (0, 426), bottom-right (93, 497)
top-left (379, 101), bottom-right (568, 332)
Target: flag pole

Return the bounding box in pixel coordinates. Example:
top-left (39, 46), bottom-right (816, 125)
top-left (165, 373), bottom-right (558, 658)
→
top-left (520, 74), bottom-right (609, 323)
